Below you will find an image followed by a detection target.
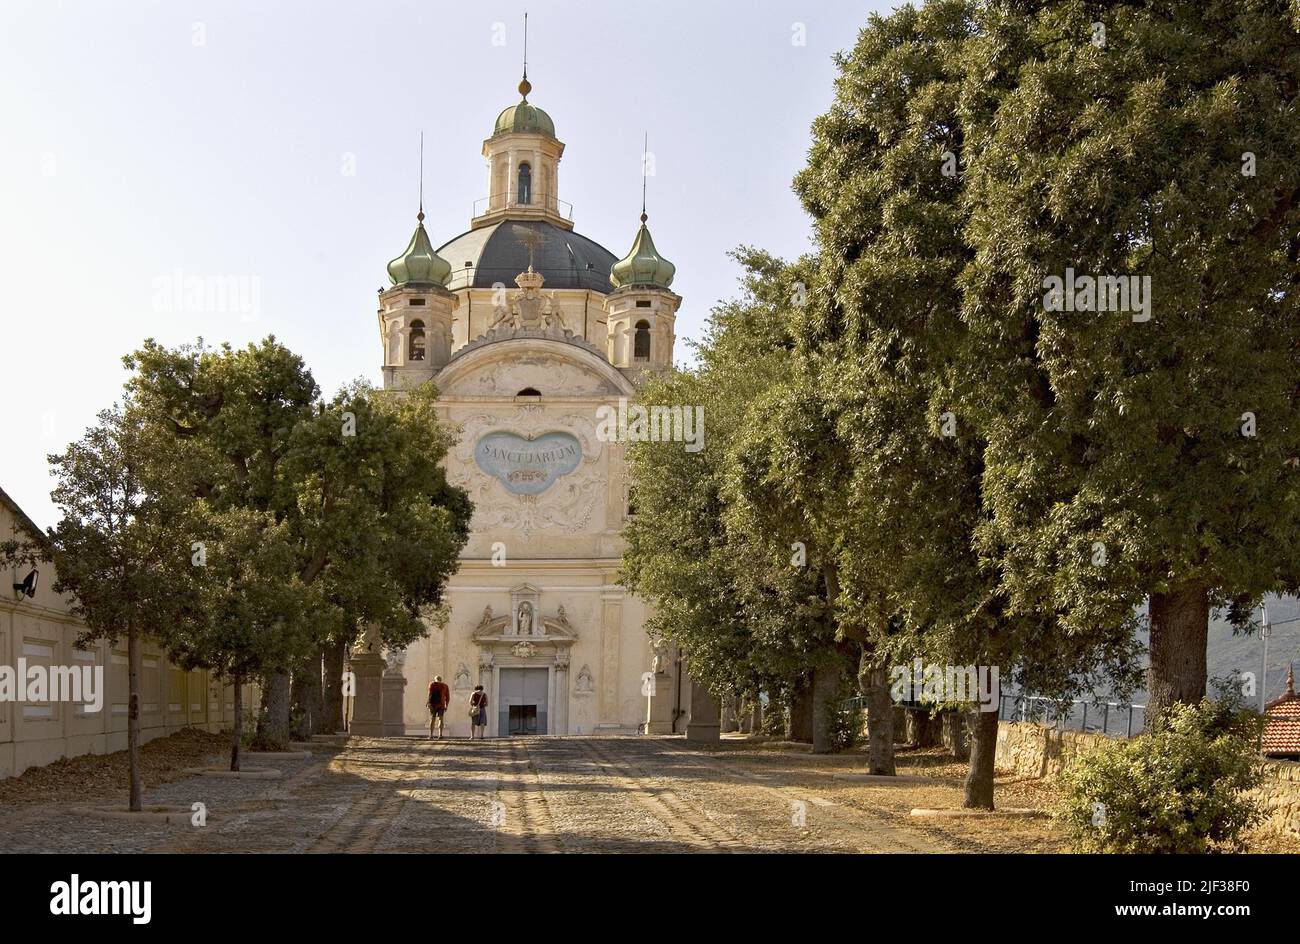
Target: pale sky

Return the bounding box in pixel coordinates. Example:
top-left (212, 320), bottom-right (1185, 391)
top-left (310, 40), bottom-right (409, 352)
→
top-left (0, 0), bottom-right (891, 530)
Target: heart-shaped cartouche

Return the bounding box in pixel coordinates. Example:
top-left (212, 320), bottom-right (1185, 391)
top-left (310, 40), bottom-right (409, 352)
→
top-left (474, 431), bottom-right (583, 495)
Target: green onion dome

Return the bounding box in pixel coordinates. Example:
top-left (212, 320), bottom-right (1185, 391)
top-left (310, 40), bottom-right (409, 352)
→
top-left (387, 211), bottom-right (453, 287)
top-left (610, 215), bottom-right (676, 290)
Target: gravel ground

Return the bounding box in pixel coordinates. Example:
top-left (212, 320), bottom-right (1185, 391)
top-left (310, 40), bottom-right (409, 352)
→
top-left (3, 734), bottom-right (1291, 853)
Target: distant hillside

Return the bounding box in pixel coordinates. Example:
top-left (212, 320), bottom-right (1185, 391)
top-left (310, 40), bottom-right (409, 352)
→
top-left (1007, 596), bottom-right (1300, 733)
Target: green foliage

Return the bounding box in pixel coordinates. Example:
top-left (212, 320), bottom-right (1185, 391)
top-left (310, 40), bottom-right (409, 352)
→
top-left (620, 250), bottom-right (834, 697)
top-left (45, 403), bottom-right (202, 649)
top-left (1057, 698), bottom-right (1266, 853)
top-left (121, 337), bottom-right (472, 691)
top-left (790, 0), bottom-right (1144, 716)
top-left (955, 0), bottom-right (1300, 711)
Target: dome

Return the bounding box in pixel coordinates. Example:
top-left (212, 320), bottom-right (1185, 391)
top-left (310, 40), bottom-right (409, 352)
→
top-left (609, 219), bottom-right (675, 290)
top-left (437, 220), bottom-right (617, 292)
top-left (493, 101), bottom-right (555, 137)
top-left (387, 216), bottom-right (453, 287)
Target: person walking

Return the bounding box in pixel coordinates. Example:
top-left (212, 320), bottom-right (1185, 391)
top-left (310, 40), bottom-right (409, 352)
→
top-left (469, 685), bottom-right (489, 739)
top-left (427, 675), bottom-right (450, 739)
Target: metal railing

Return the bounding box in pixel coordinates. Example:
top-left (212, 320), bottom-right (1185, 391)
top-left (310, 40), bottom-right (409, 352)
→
top-left (997, 693), bottom-right (1145, 738)
top-left (841, 693), bottom-right (1146, 738)
top-left (472, 194), bottom-right (573, 220)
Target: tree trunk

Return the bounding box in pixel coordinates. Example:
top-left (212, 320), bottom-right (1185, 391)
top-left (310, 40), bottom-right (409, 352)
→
top-left (943, 711), bottom-right (970, 761)
top-left (789, 678), bottom-right (814, 742)
top-left (259, 671), bottom-right (292, 750)
top-left (290, 655), bottom-right (322, 741)
top-left (230, 674), bottom-right (243, 773)
top-left (811, 662), bottom-right (841, 754)
top-left (864, 664), bottom-right (896, 775)
top-left (721, 696), bottom-right (739, 733)
top-left (321, 638), bottom-right (347, 734)
top-left (892, 706), bottom-right (909, 742)
top-left (963, 708), bottom-right (998, 810)
top-left (907, 707), bottom-right (942, 747)
top-left (1147, 582), bottom-right (1210, 728)
top-left (127, 627), bottom-right (143, 812)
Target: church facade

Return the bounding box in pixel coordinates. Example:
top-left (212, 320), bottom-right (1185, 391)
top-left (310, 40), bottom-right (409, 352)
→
top-left (374, 73), bottom-right (685, 737)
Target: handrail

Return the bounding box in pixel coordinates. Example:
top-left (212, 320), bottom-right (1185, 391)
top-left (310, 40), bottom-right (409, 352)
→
top-left (472, 194), bottom-right (573, 219)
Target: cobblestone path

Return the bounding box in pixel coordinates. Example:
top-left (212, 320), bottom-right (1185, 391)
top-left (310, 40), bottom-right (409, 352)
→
top-left (0, 737), bottom-right (958, 853)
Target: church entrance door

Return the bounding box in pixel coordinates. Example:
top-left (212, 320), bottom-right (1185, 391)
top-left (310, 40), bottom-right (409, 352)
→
top-left (498, 667), bottom-right (549, 735)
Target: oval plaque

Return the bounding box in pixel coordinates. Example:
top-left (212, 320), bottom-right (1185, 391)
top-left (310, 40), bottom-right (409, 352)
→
top-left (475, 430), bottom-right (582, 496)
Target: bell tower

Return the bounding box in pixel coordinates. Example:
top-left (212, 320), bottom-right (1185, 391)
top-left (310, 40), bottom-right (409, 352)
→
top-left (379, 206), bottom-right (457, 390)
top-left (473, 33), bottom-right (570, 230)
top-left (604, 211), bottom-right (680, 371)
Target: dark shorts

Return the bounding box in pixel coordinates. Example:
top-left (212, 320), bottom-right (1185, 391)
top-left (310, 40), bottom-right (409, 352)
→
top-left (429, 705), bottom-right (446, 718)
top-left (472, 709), bottom-right (487, 726)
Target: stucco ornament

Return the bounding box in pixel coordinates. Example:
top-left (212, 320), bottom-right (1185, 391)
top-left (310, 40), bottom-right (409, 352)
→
top-left (449, 406), bottom-right (604, 539)
top-left (453, 663), bottom-right (472, 692)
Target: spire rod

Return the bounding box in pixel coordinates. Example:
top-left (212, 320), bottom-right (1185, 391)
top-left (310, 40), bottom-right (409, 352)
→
top-left (417, 130), bottom-right (425, 223)
top-left (640, 132), bottom-right (649, 223)
top-left (519, 12), bottom-right (532, 100)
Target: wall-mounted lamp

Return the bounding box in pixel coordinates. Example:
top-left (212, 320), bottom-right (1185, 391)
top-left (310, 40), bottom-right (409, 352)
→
top-left (13, 568), bottom-right (38, 599)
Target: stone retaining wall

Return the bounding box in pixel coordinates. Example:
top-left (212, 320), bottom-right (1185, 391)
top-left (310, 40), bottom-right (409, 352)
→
top-left (995, 721), bottom-right (1111, 778)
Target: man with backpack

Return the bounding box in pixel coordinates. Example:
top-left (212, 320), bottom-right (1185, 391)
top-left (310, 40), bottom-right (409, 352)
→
top-left (427, 675), bottom-right (450, 739)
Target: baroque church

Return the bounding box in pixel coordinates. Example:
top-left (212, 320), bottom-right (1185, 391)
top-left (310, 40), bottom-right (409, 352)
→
top-left (370, 69), bottom-right (699, 738)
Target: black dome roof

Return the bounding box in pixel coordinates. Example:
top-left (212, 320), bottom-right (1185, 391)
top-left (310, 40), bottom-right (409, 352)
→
top-left (437, 220), bottom-right (617, 293)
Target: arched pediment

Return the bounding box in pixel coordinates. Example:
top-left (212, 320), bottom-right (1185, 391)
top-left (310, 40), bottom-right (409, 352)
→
top-left (435, 333), bottom-right (636, 398)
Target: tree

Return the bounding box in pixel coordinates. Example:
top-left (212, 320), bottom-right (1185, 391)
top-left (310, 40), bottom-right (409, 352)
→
top-left (125, 337), bottom-right (321, 752)
top-left (957, 0), bottom-right (1300, 723)
top-left (788, 0), bottom-right (1142, 805)
top-left (167, 504), bottom-right (308, 769)
top-left (620, 251), bottom-right (843, 744)
top-left (124, 338), bottom-right (471, 760)
top-left (42, 404), bottom-right (199, 809)
top-left (283, 380), bottom-right (471, 736)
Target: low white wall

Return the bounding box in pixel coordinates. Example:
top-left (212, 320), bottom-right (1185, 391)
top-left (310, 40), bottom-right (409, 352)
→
top-left (0, 594), bottom-right (256, 779)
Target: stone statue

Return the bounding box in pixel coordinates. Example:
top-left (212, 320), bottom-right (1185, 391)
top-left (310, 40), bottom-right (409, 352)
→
top-left (543, 293), bottom-right (567, 334)
top-left (556, 604), bottom-right (568, 624)
top-left (517, 601), bottom-right (534, 636)
top-left (651, 639), bottom-right (670, 675)
top-left (477, 604), bottom-right (494, 629)
top-left (352, 623), bottom-right (381, 657)
top-left (575, 664), bottom-right (594, 693)
top-left (384, 648), bottom-right (406, 675)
